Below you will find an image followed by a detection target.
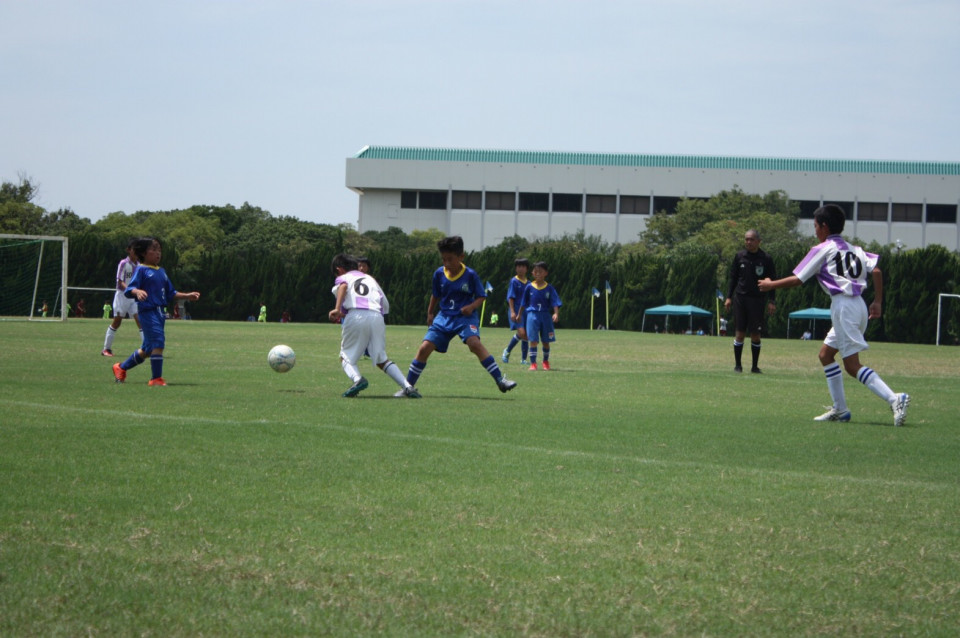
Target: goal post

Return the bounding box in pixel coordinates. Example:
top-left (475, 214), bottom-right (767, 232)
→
top-left (936, 293), bottom-right (960, 346)
top-left (0, 234), bottom-right (68, 321)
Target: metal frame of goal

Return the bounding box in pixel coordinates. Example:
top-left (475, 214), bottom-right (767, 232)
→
top-left (936, 293), bottom-right (960, 346)
top-left (0, 233), bottom-right (69, 321)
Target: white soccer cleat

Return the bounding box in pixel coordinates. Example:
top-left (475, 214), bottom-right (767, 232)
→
top-left (814, 407), bottom-right (851, 422)
top-left (892, 393), bottom-right (910, 427)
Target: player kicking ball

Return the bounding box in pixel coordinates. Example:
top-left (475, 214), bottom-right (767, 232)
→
top-left (328, 253), bottom-right (420, 398)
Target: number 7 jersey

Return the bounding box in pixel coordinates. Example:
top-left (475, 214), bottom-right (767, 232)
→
top-left (792, 234), bottom-right (878, 298)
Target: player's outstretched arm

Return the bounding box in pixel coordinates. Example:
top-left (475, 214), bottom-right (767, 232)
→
top-left (758, 275), bottom-right (801, 292)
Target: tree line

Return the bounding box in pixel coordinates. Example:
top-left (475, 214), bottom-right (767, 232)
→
top-left (3, 175), bottom-right (958, 343)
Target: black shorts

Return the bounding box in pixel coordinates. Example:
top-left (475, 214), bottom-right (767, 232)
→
top-left (733, 295), bottom-right (767, 335)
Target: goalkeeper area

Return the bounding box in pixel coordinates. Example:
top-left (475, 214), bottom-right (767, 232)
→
top-left (0, 234), bottom-right (68, 321)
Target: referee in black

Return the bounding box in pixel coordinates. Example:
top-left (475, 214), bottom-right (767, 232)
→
top-left (724, 229), bottom-right (776, 373)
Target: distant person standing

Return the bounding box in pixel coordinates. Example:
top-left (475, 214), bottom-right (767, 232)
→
top-left (102, 240), bottom-right (143, 356)
top-left (725, 229), bottom-right (776, 373)
top-left (258, 302), bottom-right (267, 323)
top-left (517, 261), bottom-right (562, 371)
top-left (501, 257), bottom-right (530, 364)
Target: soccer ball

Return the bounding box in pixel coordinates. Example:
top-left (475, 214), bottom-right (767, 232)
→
top-left (268, 344), bottom-right (296, 373)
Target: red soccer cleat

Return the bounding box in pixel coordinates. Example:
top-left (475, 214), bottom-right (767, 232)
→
top-left (112, 362), bottom-right (126, 383)
top-left (147, 377), bottom-right (167, 387)
top-left (542, 361), bottom-right (551, 370)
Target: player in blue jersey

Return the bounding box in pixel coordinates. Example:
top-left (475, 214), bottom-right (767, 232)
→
top-left (759, 204), bottom-right (909, 426)
top-left (501, 257), bottom-right (530, 364)
top-left (517, 261), bottom-right (561, 371)
top-left (405, 236), bottom-right (517, 395)
top-left (111, 237), bottom-right (200, 386)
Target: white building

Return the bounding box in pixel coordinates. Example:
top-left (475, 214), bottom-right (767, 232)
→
top-left (346, 146), bottom-right (960, 252)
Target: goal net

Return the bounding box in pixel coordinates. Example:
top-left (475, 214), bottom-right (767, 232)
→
top-left (936, 293), bottom-right (960, 346)
top-left (0, 234), bottom-right (68, 320)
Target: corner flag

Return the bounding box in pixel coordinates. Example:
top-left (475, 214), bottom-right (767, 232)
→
top-left (592, 287), bottom-right (600, 298)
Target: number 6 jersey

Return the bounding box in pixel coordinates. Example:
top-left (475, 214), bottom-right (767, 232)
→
top-left (332, 270), bottom-right (389, 314)
top-left (792, 234), bottom-right (879, 298)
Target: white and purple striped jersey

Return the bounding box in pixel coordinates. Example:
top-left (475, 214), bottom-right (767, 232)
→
top-left (792, 235), bottom-right (879, 298)
top-left (116, 257), bottom-right (137, 290)
top-left (332, 270), bottom-right (389, 314)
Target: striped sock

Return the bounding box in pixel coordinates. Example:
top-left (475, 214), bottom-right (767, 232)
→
top-left (407, 359), bottom-right (425, 386)
top-left (480, 355), bottom-right (503, 382)
top-left (529, 347), bottom-right (538, 364)
top-left (857, 366), bottom-right (895, 403)
top-left (824, 362), bottom-right (847, 412)
top-left (121, 350), bottom-right (144, 370)
top-left (150, 354), bottom-right (163, 379)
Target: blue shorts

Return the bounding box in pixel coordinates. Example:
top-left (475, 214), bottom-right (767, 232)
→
top-left (139, 307), bottom-right (166, 351)
top-left (525, 312), bottom-right (556, 343)
top-left (423, 313), bottom-right (481, 353)
top-left (509, 317), bottom-right (524, 331)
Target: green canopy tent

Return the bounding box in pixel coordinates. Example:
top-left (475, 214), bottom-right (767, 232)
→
top-left (787, 307), bottom-right (831, 339)
top-left (642, 304), bottom-right (713, 333)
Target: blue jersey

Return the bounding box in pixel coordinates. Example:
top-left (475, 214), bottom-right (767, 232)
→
top-left (125, 264), bottom-right (177, 312)
top-left (432, 264), bottom-right (485, 319)
top-left (506, 276), bottom-right (528, 310)
top-left (520, 282), bottom-right (562, 315)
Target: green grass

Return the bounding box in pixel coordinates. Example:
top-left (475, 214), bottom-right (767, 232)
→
top-left (1, 319), bottom-right (958, 636)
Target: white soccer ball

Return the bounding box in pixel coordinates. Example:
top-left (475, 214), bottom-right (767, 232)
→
top-left (268, 344), bottom-right (296, 373)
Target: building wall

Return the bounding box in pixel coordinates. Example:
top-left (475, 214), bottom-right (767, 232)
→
top-left (347, 153), bottom-right (960, 252)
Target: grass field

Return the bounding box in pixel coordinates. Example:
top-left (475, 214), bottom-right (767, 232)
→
top-left (1, 318), bottom-right (958, 636)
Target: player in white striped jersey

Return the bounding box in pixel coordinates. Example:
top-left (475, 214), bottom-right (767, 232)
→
top-left (102, 239), bottom-right (143, 356)
top-left (328, 254), bottom-right (419, 398)
top-left (759, 204), bottom-right (909, 426)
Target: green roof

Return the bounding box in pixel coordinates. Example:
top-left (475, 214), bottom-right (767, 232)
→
top-left (353, 145), bottom-right (960, 176)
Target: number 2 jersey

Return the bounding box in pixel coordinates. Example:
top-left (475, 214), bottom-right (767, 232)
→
top-left (432, 264), bottom-right (485, 318)
top-left (332, 270), bottom-right (389, 314)
top-left (792, 234), bottom-right (878, 298)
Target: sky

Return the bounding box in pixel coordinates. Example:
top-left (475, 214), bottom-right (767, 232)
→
top-left (3, 0), bottom-right (958, 228)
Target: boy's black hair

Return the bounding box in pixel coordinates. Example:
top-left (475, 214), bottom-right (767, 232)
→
top-left (515, 257), bottom-right (530, 268)
top-left (532, 261), bottom-right (549, 272)
top-left (814, 204), bottom-right (846, 235)
top-left (131, 237), bottom-right (159, 261)
top-left (331, 253), bottom-right (359, 276)
top-left (356, 256), bottom-right (371, 265)
top-left (126, 237), bottom-right (138, 250)
top-left (437, 236), bottom-right (464, 255)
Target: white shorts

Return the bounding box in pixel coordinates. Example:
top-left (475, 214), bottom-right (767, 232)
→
top-left (339, 309), bottom-right (387, 365)
top-left (823, 294), bottom-right (869, 358)
top-left (113, 291), bottom-right (139, 318)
